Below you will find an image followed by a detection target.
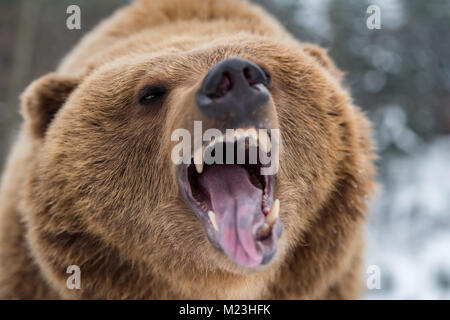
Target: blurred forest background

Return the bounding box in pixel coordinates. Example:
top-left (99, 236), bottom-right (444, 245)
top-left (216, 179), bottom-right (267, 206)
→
top-left (0, 0), bottom-right (449, 299)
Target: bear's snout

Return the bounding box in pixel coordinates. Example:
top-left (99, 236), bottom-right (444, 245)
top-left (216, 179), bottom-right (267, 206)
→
top-left (196, 58), bottom-right (270, 126)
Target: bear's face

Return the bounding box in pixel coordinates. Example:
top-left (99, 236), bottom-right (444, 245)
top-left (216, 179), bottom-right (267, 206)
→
top-left (23, 36), bottom-right (352, 275)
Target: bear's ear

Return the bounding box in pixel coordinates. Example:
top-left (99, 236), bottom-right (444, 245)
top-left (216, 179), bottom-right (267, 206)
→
top-left (21, 73), bottom-right (79, 138)
top-left (301, 44), bottom-right (344, 81)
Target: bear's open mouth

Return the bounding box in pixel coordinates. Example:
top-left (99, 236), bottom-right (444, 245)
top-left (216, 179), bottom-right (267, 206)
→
top-left (177, 128), bottom-right (281, 267)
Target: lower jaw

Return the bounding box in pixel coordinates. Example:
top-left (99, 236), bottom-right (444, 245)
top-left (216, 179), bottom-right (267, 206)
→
top-left (177, 163), bottom-right (280, 268)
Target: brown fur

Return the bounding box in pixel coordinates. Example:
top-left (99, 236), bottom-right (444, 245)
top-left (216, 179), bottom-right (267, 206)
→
top-left (0, 0), bottom-right (375, 299)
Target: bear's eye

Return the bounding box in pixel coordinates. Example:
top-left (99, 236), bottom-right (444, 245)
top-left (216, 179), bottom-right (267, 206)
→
top-left (138, 85), bottom-right (167, 106)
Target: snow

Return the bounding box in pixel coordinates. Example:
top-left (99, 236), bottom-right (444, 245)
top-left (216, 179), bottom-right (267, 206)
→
top-left (365, 137), bottom-right (450, 299)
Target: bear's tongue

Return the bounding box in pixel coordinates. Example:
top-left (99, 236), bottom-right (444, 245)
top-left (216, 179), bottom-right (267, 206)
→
top-left (197, 165), bottom-right (265, 267)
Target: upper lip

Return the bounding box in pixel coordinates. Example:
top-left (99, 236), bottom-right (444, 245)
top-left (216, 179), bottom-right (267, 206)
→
top-left (177, 127), bottom-right (281, 267)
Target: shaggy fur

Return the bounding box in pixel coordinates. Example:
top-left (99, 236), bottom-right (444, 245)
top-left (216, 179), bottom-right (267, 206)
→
top-left (0, 0), bottom-right (375, 299)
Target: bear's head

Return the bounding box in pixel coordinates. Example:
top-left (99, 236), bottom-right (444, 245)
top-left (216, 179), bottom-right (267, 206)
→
top-left (20, 34), bottom-right (374, 297)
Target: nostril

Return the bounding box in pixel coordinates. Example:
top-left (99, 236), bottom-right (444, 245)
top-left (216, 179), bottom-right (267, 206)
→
top-left (243, 65), bottom-right (267, 86)
top-left (243, 67), bottom-right (252, 84)
top-left (210, 71), bottom-right (233, 99)
top-left (197, 58), bottom-right (271, 121)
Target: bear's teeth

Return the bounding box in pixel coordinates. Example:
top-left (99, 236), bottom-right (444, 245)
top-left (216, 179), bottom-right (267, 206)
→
top-left (259, 199), bottom-right (280, 236)
top-left (266, 199), bottom-right (279, 226)
top-left (258, 129), bottom-right (271, 153)
top-left (225, 130), bottom-right (237, 142)
top-left (208, 210), bottom-right (219, 231)
top-left (195, 162), bottom-right (204, 174)
top-left (259, 223), bottom-right (270, 236)
top-left (247, 128), bottom-right (258, 148)
top-left (194, 146), bottom-right (204, 174)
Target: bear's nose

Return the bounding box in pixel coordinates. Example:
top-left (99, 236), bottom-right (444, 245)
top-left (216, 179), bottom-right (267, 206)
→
top-left (195, 58), bottom-right (270, 122)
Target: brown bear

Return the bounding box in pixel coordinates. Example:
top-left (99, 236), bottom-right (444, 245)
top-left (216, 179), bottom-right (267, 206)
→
top-left (0, 0), bottom-right (375, 299)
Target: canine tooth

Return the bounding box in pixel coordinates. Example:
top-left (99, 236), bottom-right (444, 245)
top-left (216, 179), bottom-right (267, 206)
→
top-left (194, 146), bottom-right (204, 174)
top-left (195, 162), bottom-right (204, 174)
top-left (259, 223), bottom-right (270, 236)
top-left (208, 210), bottom-right (219, 231)
top-left (258, 130), bottom-right (271, 153)
top-left (266, 199), bottom-right (280, 226)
